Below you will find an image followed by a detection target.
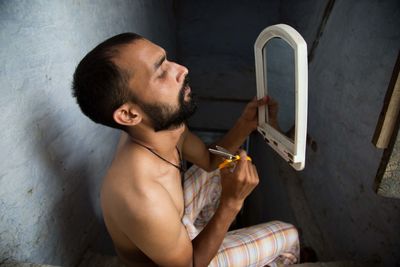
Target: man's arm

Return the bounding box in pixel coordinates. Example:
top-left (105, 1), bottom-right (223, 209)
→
top-left (182, 96), bottom-right (271, 171)
top-left (191, 152), bottom-right (259, 266)
top-left (110, 180), bottom-right (193, 266)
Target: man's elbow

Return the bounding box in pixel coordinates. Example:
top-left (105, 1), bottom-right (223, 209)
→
top-left (205, 154), bottom-right (221, 172)
top-left (202, 165), bottom-right (214, 173)
top-left (194, 159), bottom-right (215, 173)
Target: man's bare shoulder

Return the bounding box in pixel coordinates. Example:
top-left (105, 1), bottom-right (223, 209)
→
top-left (100, 134), bottom-right (186, 223)
top-left (100, 142), bottom-right (160, 212)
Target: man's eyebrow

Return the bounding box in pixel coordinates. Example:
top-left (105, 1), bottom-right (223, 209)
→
top-left (154, 52), bottom-right (166, 71)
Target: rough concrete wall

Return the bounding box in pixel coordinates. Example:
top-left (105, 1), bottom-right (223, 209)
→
top-left (0, 1), bottom-right (175, 266)
top-left (279, 0), bottom-right (331, 55)
top-left (176, 0), bottom-right (280, 131)
top-left (271, 0), bottom-right (400, 265)
top-left (178, 0), bottom-right (400, 266)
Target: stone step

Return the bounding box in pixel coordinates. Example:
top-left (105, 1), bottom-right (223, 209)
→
top-left (289, 261), bottom-right (378, 267)
top-left (76, 251), bottom-right (124, 267)
top-left (1, 257), bottom-right (378, 267)
top-left (0, 262), bottom-right (61, 267)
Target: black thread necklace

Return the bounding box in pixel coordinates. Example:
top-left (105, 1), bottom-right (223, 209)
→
top-left (131, 139), bottom-right (184, 173)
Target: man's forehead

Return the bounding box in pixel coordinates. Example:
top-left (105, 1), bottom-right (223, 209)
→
top-left (114, 39), bottom-right (164, 73)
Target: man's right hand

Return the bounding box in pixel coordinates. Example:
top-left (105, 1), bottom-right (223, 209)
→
top-left (219, 150), bottom-right (259, 212)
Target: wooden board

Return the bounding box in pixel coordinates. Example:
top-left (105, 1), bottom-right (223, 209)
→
top-left (373, 52), bottom-right (400, 148)
top-left (374, 52), bottom-right (400, 198)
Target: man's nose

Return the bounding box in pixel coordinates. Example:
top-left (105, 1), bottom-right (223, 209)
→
top-left (173, 62), bottom-right (188, 83)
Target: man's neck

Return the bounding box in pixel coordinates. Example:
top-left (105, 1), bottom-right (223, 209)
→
top-left (126, 124), bottom-right (185, 155)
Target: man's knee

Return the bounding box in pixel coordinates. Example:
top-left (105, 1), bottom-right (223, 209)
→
top-left (258, 220), bottom-right (299, 244)
top-left (279, 221), bottom-right (299, 244)
top-left (274, 220), bottom-right (298, 234)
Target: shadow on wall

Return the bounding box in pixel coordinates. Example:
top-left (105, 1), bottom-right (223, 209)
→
top-left (31, 100), bottom-right (117, 265)
top-left (35, 120), bottom-right (94, 264)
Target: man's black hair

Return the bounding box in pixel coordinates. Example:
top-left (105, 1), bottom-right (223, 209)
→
top-left (72, 32), bottom-right (143, 130)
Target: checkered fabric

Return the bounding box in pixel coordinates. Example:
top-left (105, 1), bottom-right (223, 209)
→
top-left (181, 165), bottom-right (300, 267)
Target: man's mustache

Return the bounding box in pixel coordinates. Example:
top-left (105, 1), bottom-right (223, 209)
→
top-left (181, 75), bottom-right (190, 91)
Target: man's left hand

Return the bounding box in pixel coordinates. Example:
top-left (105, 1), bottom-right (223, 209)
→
top-left (239, 96), bottom-right (269, 132)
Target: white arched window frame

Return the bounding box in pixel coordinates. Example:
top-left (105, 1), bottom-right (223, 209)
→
top-left (254, 24), bottom-right (308, 171)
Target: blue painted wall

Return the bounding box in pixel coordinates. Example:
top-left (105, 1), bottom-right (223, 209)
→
top-left (178, 0), bottom-right (400, 266)
top-left (177, 0), bottom-right (281, 133)
top-left (1, 0), bottom-right (399, 266)
top-left (0, 1), bottom-right (176, 266)
top-left (288, 1), bottom-right (400, 265)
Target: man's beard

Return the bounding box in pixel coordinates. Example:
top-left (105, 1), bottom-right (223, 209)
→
top-left (138, 76), bottom-right (197, 132)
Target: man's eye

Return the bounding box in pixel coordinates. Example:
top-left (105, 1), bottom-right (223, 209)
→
top-left (158, 70), bottom-right (167, 79)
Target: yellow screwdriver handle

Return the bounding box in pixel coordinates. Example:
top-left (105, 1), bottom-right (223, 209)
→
top-left (218, 155), bottom-right (252, 169)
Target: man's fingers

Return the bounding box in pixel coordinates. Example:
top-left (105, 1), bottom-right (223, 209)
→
top-left (246, 96), bottom-right (265, 108)
top-left (232, 150), bottom-right (247, 174)
top-left (247, 95), bottom-right (278, 109)
top-left (251, 164), bottom-right (259, 185)
top-left (238, 150), bottom-right (248, 162)
top-left (245, 98), bottom-right (258, 109)
top-left (248, 96), bottom-right (270, 108)
top-left (220, 166), bottom-right (230, 175)
top-left (257, 96), bottom-right (269, 106)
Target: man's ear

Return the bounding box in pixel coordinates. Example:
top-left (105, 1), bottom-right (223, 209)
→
top-left (113, 103), bottom-right (142, 127)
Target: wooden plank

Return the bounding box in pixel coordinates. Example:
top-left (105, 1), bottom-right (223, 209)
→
top-left (375, 73), bottom-right (400, 148)
top-left (373, 52), bottom-right (400, 148)
top-left (374, 52), bottom-right (400, 198)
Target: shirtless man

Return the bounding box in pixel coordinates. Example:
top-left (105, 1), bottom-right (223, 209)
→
top-left (72, 33), bottom-right (299, 266)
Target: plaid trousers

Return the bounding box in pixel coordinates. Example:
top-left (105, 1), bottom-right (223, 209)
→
top-left (181, 166), bottom-right (300, 267)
